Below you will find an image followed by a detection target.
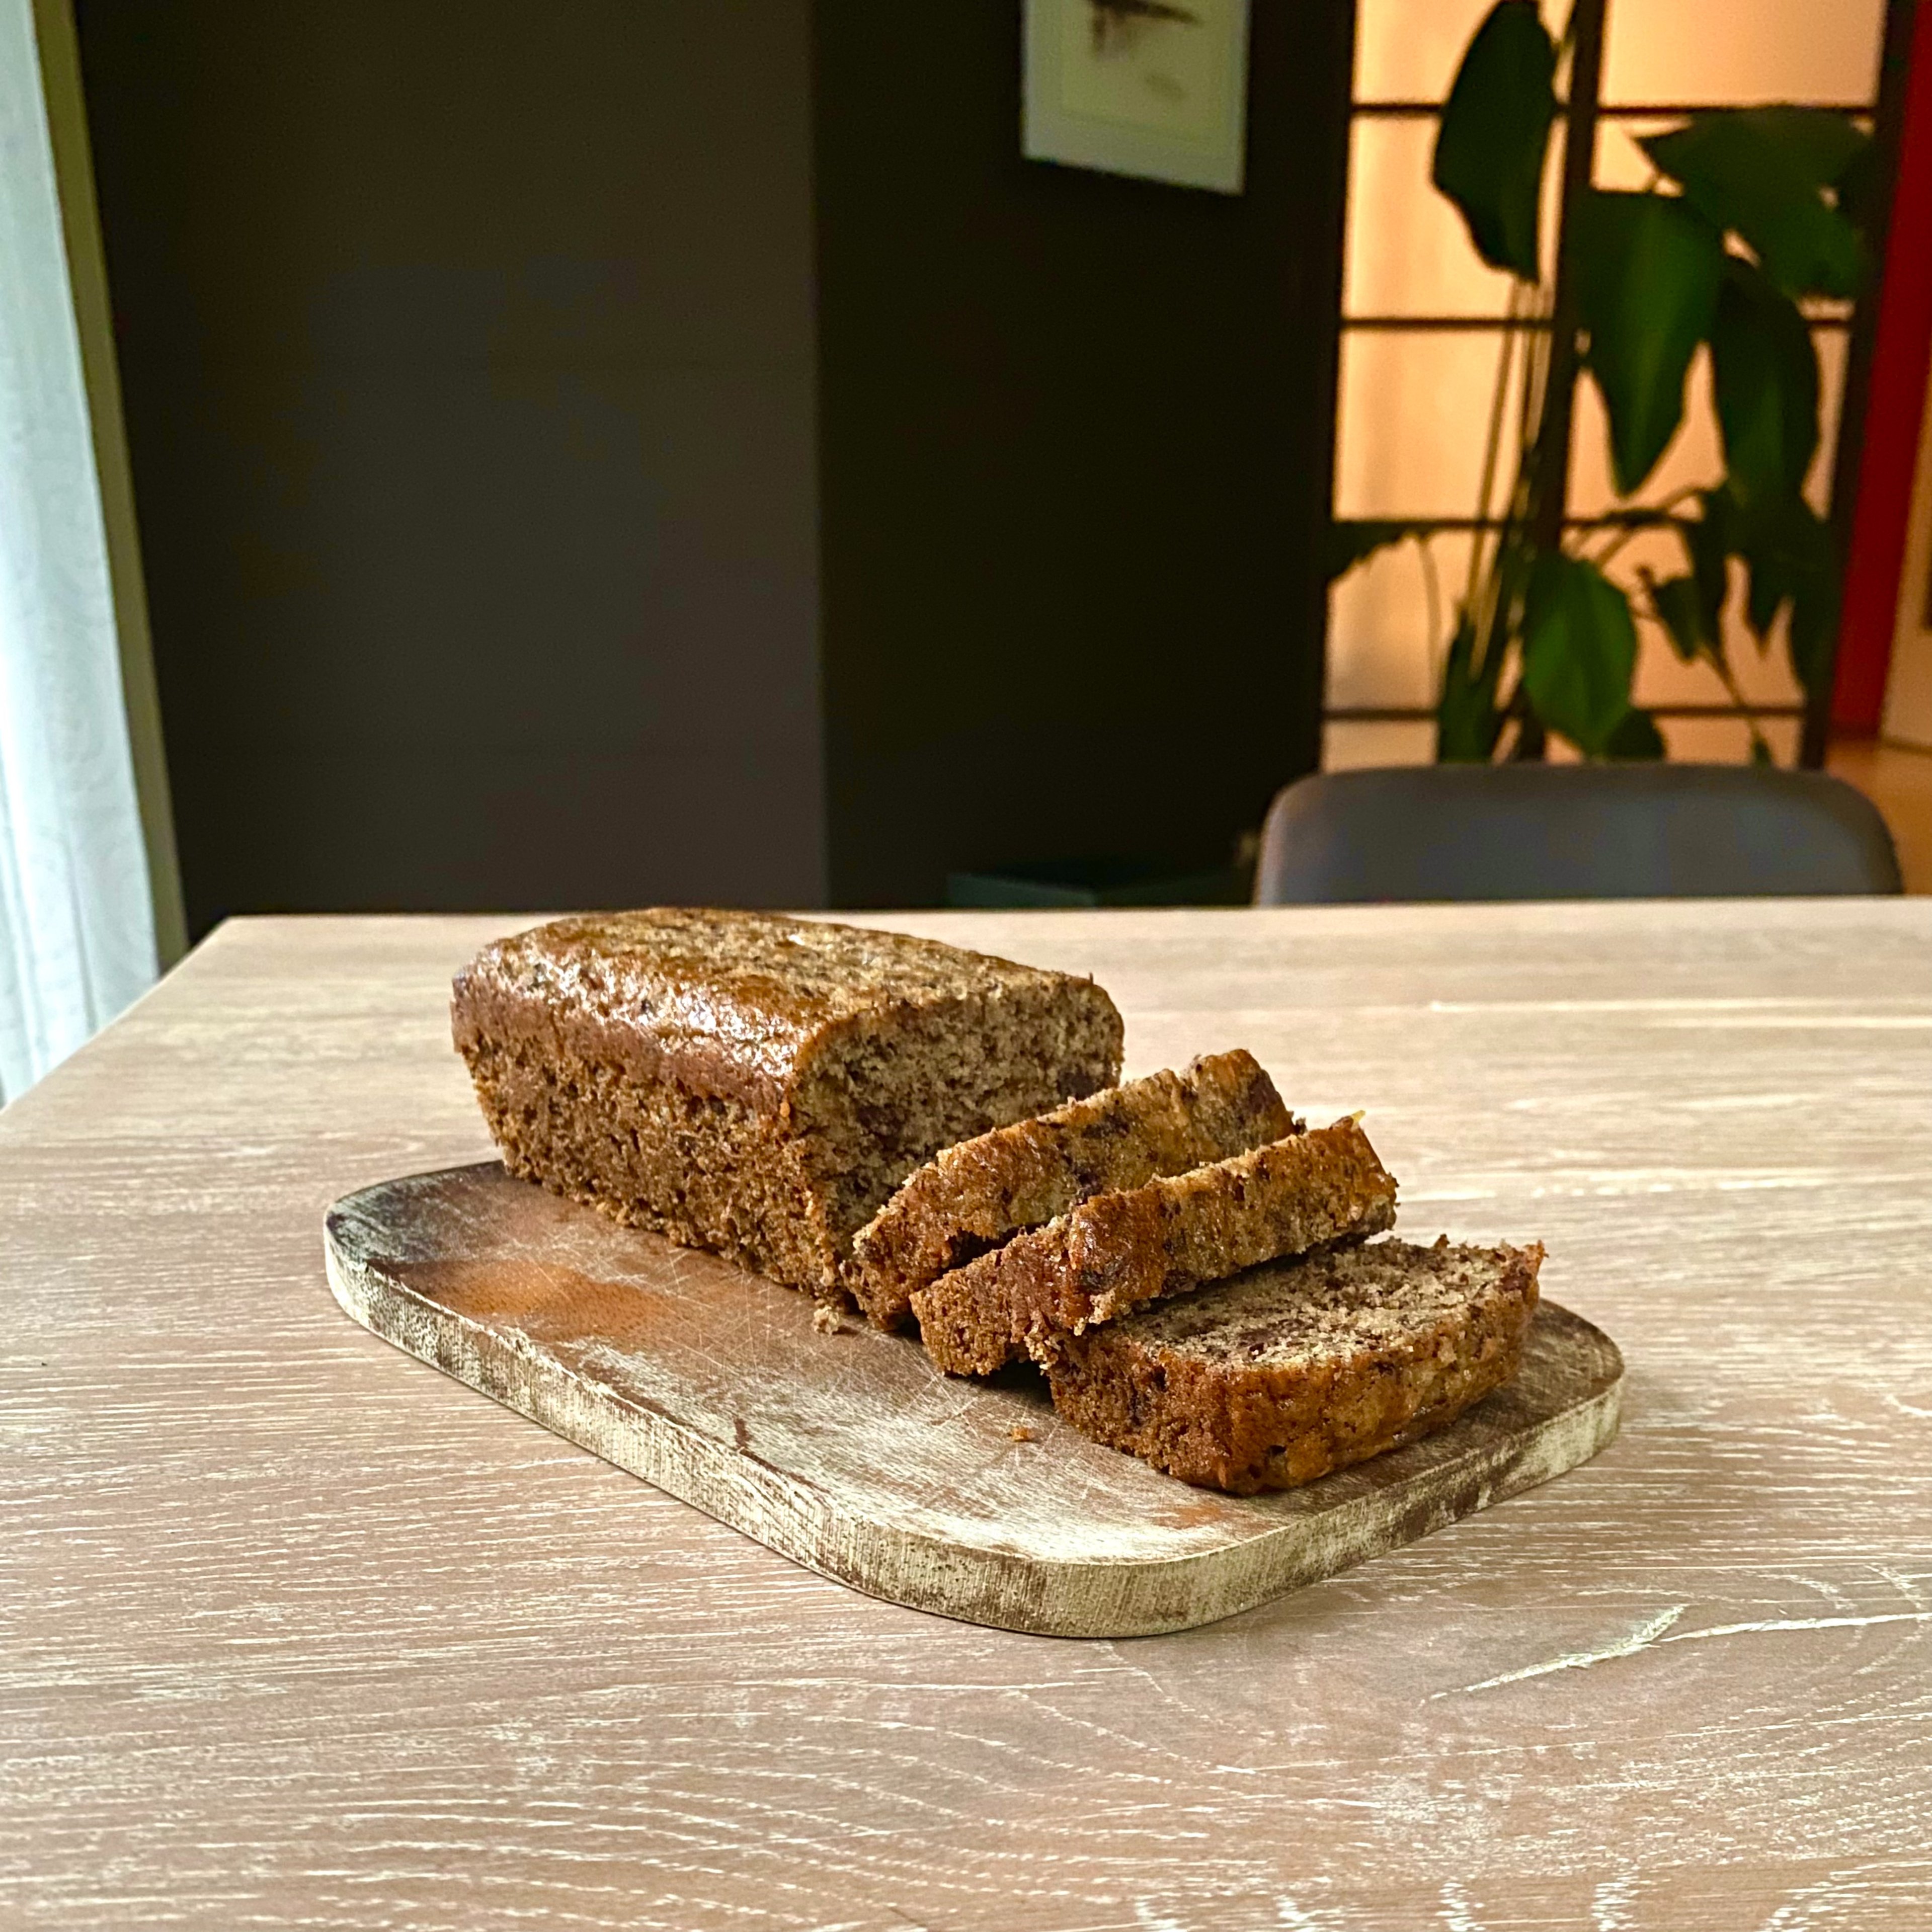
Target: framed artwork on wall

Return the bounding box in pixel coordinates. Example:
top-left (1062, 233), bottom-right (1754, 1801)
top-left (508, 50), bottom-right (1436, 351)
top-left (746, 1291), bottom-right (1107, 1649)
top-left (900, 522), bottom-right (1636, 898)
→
top-left (1022, 0), bottom-right (1251, 195)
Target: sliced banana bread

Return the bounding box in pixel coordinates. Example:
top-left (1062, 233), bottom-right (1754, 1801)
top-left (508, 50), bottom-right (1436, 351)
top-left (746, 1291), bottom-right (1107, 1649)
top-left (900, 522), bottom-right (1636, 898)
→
top-left (846, 1050), bottom-right (1294, 1331)
top-left (452, 909), bottom-right (1123, 1296)
top-left (1045, 1237), bottom-right (1542, 1493)
top-left (911, 1117), bottom-right (1397, 1376)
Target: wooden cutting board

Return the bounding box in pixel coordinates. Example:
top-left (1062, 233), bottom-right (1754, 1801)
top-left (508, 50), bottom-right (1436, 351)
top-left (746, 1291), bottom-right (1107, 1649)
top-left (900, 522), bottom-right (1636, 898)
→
top-left (324, 1162), bottom-right (1624, 1638)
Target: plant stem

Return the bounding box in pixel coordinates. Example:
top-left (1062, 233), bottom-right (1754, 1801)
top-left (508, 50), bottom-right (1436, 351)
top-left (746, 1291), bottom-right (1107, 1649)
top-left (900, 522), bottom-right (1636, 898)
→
top-left (1525, 0), bottom-right (1607, 568)
top-left (1497, 0), bottom-right (1605, 762)
top-left (1457, 282), bottom-right (1549, 743)
top-left (1588, 488), bottom-right (1700, 568)
top-left (1437, 0), bottom-right (1608, 763)
top-left (1417, 533), bottom-right (1444, 669)
top-left (1635, 606), bottom-right (1776, 762)
top-left (1706, 647), bottom-right (1774, 762)
top-left (1466, 280), bottom-right (1525, 612)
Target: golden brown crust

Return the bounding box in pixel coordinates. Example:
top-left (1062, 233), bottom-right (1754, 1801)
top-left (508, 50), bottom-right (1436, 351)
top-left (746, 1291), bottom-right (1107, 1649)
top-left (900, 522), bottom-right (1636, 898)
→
top-left (846, 1050), bottom-right (1295, 1330)
top-left (1044, 1238), bottom-right (1543, 1493)
top-left (451, 909), bottom-right (1110, 1110)
top-left (451, 910), bottom-right (1124, 1292)
top-left (910, 1117), bottom-right (1398, 1376)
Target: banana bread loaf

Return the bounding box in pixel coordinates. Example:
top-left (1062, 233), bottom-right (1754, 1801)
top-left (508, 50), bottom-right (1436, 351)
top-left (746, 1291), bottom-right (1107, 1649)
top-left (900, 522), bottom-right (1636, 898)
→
top-left (1045, 1237), bottom-right (1542, 1493)
top-left (846, 1050), bottom-right (1294, 1331)
top-left (911, 1116), bottom-right (1397, 1376)
top-left (452, 909), bottom-right (1123, 1296)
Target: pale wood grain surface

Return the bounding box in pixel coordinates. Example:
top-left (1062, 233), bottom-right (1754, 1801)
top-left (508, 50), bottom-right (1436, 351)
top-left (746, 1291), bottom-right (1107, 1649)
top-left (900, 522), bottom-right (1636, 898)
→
top-left (324, 1164), bottom-right (1622, 1637)
top-left (6, 903), bottom-right (1932, 1930)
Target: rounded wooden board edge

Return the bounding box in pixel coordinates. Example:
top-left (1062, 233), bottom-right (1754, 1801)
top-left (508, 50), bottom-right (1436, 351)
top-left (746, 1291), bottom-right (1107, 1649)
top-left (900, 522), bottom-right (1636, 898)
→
top-left (322, 1183), bottom-right (1625, 1640)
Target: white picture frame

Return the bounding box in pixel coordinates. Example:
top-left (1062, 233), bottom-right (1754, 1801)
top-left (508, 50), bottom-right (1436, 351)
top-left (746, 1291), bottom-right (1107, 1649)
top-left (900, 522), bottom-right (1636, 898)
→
top-left (1022, 0), bottom-right (1251, 196)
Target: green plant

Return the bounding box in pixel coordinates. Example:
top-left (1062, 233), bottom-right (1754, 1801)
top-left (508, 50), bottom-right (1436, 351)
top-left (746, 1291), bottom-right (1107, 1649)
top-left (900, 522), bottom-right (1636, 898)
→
top-left (1330, 0), bottom-right (1875, 762)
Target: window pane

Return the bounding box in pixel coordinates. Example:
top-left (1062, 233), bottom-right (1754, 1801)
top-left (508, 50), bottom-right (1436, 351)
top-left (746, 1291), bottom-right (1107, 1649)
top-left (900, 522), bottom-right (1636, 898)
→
top-left (1602, 0), bottom-right (1885, 107)
top-left (1327, 531), bottom-right (1478, 709)
top-left (1595, 526), bottom-right (1804, 710)
top-left (1660, 714), bottom-right (1802, 764)
top-left (1594, 116), bottom-right (1672, 190)
top-left (1633, 622), bottom-right (1804, 715)
top-left (1360, 0), bottom-right (1883, 112)
top-left (1354, 0), bottom-right (1497, 104)
top-left (1345, 118), bottom-right (1553, 316)
top-left (1322, 718), bottom-right (1436, 769)
top-left (1334, 326), bottom-right (1531, 518)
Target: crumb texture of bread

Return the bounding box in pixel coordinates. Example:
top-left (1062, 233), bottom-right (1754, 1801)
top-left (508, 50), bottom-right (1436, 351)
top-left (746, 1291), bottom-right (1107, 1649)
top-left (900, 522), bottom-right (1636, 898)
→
top-left (846, 1050), bottom-right (1295, 1330)
top-left (451, 909), bottom-right (1123, 1293)
top-left (1045, 1238), bottom-right (1543, 1493)
top-left (911, 1117), bottom-right (1398, 1376)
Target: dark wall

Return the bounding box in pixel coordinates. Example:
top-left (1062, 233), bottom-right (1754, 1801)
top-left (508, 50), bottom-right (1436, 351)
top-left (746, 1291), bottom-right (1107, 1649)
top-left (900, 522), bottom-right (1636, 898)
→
top-left (813, 1), bottom-right (1354, 906)
top-left (85, 0), bottom-right (1354, 926)
top-left (79, 1), bottom-right (825, 936)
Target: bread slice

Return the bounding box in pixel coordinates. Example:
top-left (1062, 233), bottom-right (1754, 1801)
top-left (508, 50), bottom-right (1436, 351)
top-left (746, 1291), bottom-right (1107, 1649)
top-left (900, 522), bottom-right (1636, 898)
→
top-left (452, 909), bottom-right (1122, 1295)
top-left (1045, 1237), bottom-right (1542, 1493)
top-left (846, 1050), bottom-right (1294, 1331)
top-left (910, 1117), bottom-right (1397, 1376)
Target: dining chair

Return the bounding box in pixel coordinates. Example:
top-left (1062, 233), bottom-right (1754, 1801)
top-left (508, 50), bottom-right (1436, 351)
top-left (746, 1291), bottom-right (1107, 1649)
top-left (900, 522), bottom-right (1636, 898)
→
top-left (1253, 763), bottom-right (1903, 903)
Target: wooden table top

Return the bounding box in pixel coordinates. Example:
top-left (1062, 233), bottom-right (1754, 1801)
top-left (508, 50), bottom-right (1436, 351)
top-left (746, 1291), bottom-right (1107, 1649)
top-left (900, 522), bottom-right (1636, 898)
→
top-left (6, 903), bottom-right (1931, 1931)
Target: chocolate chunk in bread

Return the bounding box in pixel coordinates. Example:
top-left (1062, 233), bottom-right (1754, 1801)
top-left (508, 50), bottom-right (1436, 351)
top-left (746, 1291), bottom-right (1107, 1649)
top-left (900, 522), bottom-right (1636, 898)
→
top-left (451, 909), bottom-right (1122, 1296)
top-left (1045, 1237), bottom-right (1542, 1493)
top-left (846, 1050), bottom-right (1295, 1331)
top-left (911, 1117), bottom-right (1397, 1376)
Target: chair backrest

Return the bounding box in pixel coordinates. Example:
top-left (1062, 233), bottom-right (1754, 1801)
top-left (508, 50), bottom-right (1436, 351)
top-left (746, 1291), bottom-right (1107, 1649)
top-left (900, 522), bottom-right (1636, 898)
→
top-left (1253, 763), bottom-right (1902, 904)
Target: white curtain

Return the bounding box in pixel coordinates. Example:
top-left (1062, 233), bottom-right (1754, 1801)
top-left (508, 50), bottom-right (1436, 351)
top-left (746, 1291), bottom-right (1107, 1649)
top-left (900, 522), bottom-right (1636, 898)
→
top-left (0, 0), bottom-right (157, 1103)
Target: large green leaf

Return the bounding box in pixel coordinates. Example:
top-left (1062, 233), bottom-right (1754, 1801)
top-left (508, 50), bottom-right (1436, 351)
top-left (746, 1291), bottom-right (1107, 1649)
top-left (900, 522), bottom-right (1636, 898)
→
top-left (1789, 561), bottom-right (1840, 697)
top-left (1648, 492), bottom-right (1743, 678)
top-left (1432, 0), bottom-right (1557, 281)
top-left (1837, 137), bottom-right (1885, 250)
top-left (1681, 486), bottom-right (1739, 644)
top-left (1520, 551), bottom-right (1639, 755)
top-left (1735, 496), bottom-right (1798, 639)
top-left (1646, 572), bottom-right (1712, 663)
top-left (1714, 106), bottom-right (1869, 187)
top-left (1731, 496), bottom-right (1839, 694)
top-left (1435, 613), bottom-right (1506, 762)
top-left (1573, 191), bottom-right (1724, 497)
top-left (1605, 707), bottom-right (1666, 760)
top-left (1640, 110), bottom-right (1868, 299)
top-left (1325, 519), bottom-right (1422, 583)
top-left (1710, 255), bottom-right (1820, 508)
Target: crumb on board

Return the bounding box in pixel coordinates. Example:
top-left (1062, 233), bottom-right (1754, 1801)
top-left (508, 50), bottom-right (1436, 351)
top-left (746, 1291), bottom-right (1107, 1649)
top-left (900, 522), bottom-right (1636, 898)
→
top-left (1008, 1425), bottom-right (1037, 1443)
top-left (812, 1303), bottom-right (843, 1335)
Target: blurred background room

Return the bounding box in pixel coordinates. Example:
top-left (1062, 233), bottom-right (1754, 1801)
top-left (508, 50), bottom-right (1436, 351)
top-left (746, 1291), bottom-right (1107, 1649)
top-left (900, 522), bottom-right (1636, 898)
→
top-left (3, 0), bottom-right (1929, 1099)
